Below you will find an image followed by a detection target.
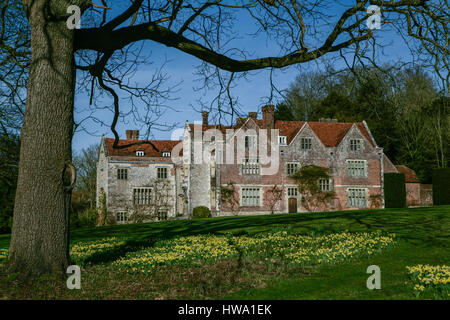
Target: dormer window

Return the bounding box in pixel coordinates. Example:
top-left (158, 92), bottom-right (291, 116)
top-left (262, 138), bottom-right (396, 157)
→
top-left (136, 150), bottom-right (144, 156)
top-left (162, 152), bottom-right (171, 157)
top-left (278, 136), bottom-right (287, 145)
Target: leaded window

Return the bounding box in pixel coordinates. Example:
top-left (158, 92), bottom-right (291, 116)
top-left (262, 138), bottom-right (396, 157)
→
top-left (241, 187), bottom-right (261, 206)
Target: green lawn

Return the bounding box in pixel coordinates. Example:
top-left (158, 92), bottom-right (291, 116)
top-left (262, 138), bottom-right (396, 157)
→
top-left (1, 206), bottom-right (449, 299)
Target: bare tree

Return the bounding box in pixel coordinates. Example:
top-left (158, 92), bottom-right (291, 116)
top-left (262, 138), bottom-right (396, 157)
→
top-left (73, 143), bottom-right (99, 209)
top-left (4, 0), bottom-right (448, 278)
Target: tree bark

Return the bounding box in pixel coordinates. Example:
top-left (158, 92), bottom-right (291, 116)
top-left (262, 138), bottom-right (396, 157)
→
top-left (7, 0), bottom-right (76, 278)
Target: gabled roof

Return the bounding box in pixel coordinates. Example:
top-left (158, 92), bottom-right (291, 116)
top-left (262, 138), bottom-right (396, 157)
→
top-left (188, 119), bottom-right (375, 147)
top-left (105, 138), bottom-right (181, 158)
top-left (395, 165), bottom-right (420, 183)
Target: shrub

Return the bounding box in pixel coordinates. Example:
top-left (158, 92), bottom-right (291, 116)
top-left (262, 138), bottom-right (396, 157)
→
top-left (384, 173), bottom-right (406, 208)
top-left (192, 206), bottom-right (211, 219)
top-left (77, 209), bottom-right (98, 228)
top-left (432, 168), bottom-right (450, 205)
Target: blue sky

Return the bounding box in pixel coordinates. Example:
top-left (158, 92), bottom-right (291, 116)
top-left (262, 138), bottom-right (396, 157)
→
top-left (72, 1), bottom-right (414, 153)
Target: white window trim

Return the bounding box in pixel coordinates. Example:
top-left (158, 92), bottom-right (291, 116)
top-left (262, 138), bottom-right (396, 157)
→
top-left (136, 150), bottom-right (145, 156)
top-left (116, 211), bottom-right (128, 222)
top-left (346, 188), bottom-right (368, 208)
top-left (319, 178), bottom-right (333, 192)
top-left (241, 158), bottom-right (260, 175)
top-left (278, 135), bottom-right (287, 145)
top-left (239, 187), bottom-right (262, 207)
top-left (287, 186), bottom-right (298, 198)
top-left (346, 159), bottom-right (367, 178)
top-left (162, 152), bottom-right (171, 157)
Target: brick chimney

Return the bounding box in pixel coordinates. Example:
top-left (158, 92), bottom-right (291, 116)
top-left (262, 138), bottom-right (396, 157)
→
top-left (202, 111), bottom-right (209, 126)
top-left (248, 112), bottom-right (257, 120)
top-left (126, 130), bottom-right (139, 140)
top-left (236, 117), bottom-right (247, 127)
top-left (262, 105), bottom-right (275, 129)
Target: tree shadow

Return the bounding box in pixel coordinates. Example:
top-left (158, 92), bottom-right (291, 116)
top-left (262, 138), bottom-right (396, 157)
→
top-left (72, 236), bottom-right (159, 266)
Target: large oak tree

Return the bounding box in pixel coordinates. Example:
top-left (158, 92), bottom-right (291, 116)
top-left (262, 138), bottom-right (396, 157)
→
top-left (4, 0), bottom-right (448, 277)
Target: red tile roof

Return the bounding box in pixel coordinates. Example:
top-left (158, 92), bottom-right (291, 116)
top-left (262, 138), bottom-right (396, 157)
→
top-left (189, 119), bottom-right (375, 147)
top-left (105, 138), bottom-right (181, 158)
top-left (275, 120), bottom-right (305, 143)
top-left (395, 165), bottom-right (420, 183)
top-left (106, 119), bottom-right (375, 159)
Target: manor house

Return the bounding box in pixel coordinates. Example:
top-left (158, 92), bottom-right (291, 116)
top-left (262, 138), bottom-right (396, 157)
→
top-left (96, 105), bottom-right (424, 223)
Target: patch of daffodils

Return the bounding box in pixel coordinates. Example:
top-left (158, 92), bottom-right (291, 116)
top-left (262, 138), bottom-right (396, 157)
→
top-left (406, 264), bottom-right (450, 299)
top-left (113, 231), bottom-right (396, 274)
top-left (70, 237), bottom-right (127, 265)
top-left (0, 248), bottom-right (8, 263)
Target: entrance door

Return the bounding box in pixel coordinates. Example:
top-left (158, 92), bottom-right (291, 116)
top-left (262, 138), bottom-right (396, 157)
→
top-left (288, 198), bottom-right (297, 213)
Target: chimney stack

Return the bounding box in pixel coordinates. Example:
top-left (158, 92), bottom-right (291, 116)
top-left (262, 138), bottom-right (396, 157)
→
top-left (126, 130), bottom-right (139, 140)
top-left (248, 112), bottom-right (257, 120)
top-left (236, 117), bottom-right (246, 127)
top-left (262, 105), bottom-right (275, 129)
top-left (202, 111), bottom-right (209, 126)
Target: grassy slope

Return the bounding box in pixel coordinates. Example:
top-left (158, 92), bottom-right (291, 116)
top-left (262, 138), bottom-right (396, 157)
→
top-left (1, 205), bottom-right (449, 299)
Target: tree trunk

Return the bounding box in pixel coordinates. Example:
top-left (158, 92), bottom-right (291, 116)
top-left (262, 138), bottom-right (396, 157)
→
top-left (7, 1), bottom-right (76, 278)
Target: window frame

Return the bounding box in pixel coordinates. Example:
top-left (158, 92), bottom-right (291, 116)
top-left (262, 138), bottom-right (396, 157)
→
top-left (287, 187), bottom-right (298, 197)
top-left (157, 209), bottom-right (168, 221)
top-left (117, 168), bottom-right (128, 180)
top-left (346, 160), bottom-right (367, 177)
top-left (300, 137), bottom-right (312, 150)
top-left (319, 178), bottom-right (332, 191)
top-left (349, 139), bottom-right (362, 152)
top-left (241, 187), bottom-right (261, 206)
top-left (133, 187), bottom-right (152, 205)
top-left (278, 135), bottom-right (287, 145)
top-left (347, 188), bottom-right (367, 208)
top-left (116, 211), bottom-right (128, 222)
top-left (157, 167), bottom-right (169, 179)
top-left (286, 162), bottom-right (299, 175)
top-left (136, 150), bottom-right (145, 156)
top-left (242, 158), bottom-right (260, 175)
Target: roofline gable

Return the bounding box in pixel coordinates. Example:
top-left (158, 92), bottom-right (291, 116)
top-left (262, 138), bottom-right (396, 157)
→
top-left (287, 122), bottom-right (307, 146)
top-left (362, 120), bottom-right (378, 146)
top-left (336, 123), bottom-right (359, 149)
top-left (290, 122), bottom-right (327, 149)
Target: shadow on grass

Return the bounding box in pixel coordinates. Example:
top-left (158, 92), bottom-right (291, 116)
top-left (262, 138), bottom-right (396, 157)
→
top-left (71, 237), bottom-right (159, 267)
top-left (1, 206), bottom-right (449, 254)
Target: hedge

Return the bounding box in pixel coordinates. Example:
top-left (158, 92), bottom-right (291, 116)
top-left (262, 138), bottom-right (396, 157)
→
top-left (432, 168), bottom-right (450, 205)
top-left (384, 173), bottom-right (406, 208)
top-left (192, 206), bottom-right (211, 219)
